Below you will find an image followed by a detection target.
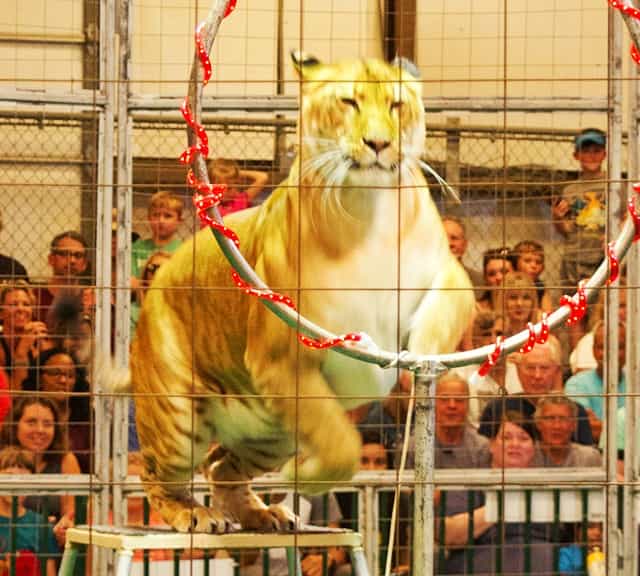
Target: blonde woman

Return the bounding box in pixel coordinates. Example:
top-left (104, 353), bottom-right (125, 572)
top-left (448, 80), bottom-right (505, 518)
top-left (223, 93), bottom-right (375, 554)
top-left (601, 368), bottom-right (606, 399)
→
top-left (0, 281), bottom-right (52, 389)
top-left (491, 271), bottom-right (541, 337)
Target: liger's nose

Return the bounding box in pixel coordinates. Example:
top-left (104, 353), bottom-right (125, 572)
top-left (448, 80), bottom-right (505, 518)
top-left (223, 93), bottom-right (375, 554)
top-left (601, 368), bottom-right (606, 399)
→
top-left (363, 138), bottom-right (390, 153)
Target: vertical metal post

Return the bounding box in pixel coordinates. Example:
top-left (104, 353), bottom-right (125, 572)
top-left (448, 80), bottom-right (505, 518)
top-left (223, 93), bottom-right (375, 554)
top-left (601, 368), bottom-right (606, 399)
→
top-left (412, 364), bottom-right (444, 576)
top-left (623, 13), bottom-right (640, 575)
top-left (94, 0), bottom-right (117, 573)
top-left (363, 485), bottom-right (377, 573)
top-left (606, 6), bottom-right (623, 574)
top-left (113, 0), bottom-right (134, 527)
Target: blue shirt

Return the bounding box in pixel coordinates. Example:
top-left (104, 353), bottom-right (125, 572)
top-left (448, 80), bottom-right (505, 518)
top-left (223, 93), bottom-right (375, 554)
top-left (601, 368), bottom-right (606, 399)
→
top-left (558, 545), bottom-right (584, 574)
top-left (565, 369), bottom-right (626, 420)
top-left (0, 510), bottom-right (57, 557)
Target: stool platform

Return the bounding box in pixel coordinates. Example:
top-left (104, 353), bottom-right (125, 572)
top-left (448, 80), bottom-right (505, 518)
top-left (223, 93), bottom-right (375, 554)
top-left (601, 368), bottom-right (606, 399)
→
top-left (58, 524), bottom-right (370, 576)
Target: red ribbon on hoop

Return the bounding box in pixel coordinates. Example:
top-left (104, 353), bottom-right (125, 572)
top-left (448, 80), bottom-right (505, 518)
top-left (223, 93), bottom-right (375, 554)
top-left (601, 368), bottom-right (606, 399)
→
top-left (609, 0), bottom-right (640, 63)
top-left (231, 271), bottom-right (297, 309)
top-left (224, 0), bottom-right (238, 17)
top-left (188, 169), bottom-right (227, 202)
top-left (607, 242), bottom-right (620, 285)
top-left (559, 282), bottom-right (588, 325)
top-left (629, 183), bottom-right (640, 241)
top-left (179, 99), bottom-right (209, 164)
top-left (519, 323), bottom-right (536, 354)
top-left (192, 191), bottom-right (240, 246)
top-left (298, 332), bottom-right (363, 350)
top-left (195, 23), bottom-right (213, 86)
top-left (609, 0), bottom-right (640, 19)
top-left (537, 313), bottom-right (550, 344)
top-left (478, 336), bottom-right (504, 377)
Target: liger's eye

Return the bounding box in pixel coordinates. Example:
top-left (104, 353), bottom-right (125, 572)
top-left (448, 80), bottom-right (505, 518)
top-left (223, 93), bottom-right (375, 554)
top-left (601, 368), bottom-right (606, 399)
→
top-left (390, 101), bottom-right (402, 112)
top-left (340, 98), bottom-right (359, 111)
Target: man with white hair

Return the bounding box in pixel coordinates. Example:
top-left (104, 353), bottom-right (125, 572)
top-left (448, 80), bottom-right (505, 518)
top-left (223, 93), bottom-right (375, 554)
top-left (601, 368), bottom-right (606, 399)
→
top-left (478, 336), bottom-right (594, 445)
top-left (407, 372), bottom-right (491, 468)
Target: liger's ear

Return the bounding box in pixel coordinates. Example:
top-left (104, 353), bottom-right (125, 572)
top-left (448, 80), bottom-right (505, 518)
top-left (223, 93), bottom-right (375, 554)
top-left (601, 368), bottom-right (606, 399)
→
top-left (391, 56), bottom-right (421, 79)
top-left (291, 51), bottom-right (322, 79)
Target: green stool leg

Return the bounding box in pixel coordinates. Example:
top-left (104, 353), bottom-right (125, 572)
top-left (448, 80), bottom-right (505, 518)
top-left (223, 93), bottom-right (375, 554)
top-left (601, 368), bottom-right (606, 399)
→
top-left (286, 547), bottom-right (303, 576)
top-left (58, 542), bottom-right (80, 576)
top-left (350, 547), bottom-right (370, 576)
top-left (115, 549), bottom-right (134, 576)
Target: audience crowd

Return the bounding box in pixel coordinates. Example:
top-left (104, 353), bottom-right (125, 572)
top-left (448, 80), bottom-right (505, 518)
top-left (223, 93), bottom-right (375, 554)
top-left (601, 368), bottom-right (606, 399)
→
top-left (0, 130), bottom-right (629, 574)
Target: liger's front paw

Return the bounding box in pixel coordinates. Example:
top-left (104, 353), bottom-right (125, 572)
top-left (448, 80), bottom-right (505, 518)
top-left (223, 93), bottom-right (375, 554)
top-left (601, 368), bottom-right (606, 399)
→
top-left (172, 505), bottom-right (234, 534)
top-left (241, 504), bottom-right (298, 531)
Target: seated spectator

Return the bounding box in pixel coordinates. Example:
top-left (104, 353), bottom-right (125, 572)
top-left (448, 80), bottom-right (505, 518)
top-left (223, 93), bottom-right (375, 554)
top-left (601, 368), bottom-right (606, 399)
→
top-left (565, 321), bottom-right (625, 444)
top-left (0, 282), bottom-right (52, 389)
top-left (442, 217), bottom-right (484, 292)
top-left (492, 271), bottom-right (541, 338)
top-left (406, 372), bottom-right (491, 469)
top-left (513, 240), bottom-right (553, 313)
top-left (439, 410), bottom-right (557, 575)
top-left (32, 231), bottom-right (92, 326)
top-left (0, 209), bottom-right (29, 282)
top-left (458, 311), bottom-right (506, 426)
top-left (360, 429), bottom-right (392, 471)
top-left (21, 348), bottom-right (92, 473)
top-left (569, 288), bottom-right (626, 374)
top-left (0, 397), bottom-right (81, 520)
top-left (477, 247), bottom-right (516, 311)
top-left (533, 396), bottom-right (601, 467)
top-left (558, 521), bottom-right (603, 575)
top-left (210, 158), bottom-right (269, 216)
top-left (131, 191), bottom-right (184, 284)
top-left (478, 336), bottom-right (594, 446)
top-left (0, 446), bottom-right (73, 576)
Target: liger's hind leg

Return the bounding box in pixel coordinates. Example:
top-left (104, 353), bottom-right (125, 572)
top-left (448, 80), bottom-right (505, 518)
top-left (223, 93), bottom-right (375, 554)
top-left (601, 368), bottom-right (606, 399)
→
top-left (136, 394), bottom-right (233, 533)
top-left (140, 452), bottom-right (234, 533)
top-left (202, 444), bottom-right (297, 531)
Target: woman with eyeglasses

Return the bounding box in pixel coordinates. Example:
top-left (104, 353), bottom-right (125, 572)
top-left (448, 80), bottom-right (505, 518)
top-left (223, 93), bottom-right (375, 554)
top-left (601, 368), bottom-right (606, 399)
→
top-left (0, 396), bottom-right (81, 520)
top-left (0, 281), bottom-right (53, 389)
top-left (20, 348), bottom-right (92, 473)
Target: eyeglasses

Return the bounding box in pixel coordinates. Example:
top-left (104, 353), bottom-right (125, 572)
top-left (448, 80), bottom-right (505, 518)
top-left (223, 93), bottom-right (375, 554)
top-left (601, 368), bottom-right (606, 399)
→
top-left (42, 368), bottom-right (75, 379)
top-left (539, 415), bottom-right (573, 423)
top-left (145, 263), bottom-right (163, 275)
top-left (51, 249), bottom-right (86, 260)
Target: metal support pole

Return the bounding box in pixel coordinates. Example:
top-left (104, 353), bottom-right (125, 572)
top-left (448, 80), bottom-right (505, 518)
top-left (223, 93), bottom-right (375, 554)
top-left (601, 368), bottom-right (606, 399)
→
top-left (606, 6), bottom-right (623, 574)
top-left (412, 363), bottom-right (446, 576)
top-left (623, 5), bottom-right (640, 573)
top-left (94, 0), bottom-right (117, 573)
top-left (112, 0), bottom-right (134, 528)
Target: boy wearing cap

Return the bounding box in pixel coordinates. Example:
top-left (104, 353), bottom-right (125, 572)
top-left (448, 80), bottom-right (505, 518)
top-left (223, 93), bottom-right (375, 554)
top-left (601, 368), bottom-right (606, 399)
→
top-left (552, 128), bottom-right (606, 345)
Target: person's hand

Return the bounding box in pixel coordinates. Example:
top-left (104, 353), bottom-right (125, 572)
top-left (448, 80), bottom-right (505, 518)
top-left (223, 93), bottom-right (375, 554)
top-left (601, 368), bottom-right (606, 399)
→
top-left (82, 288), bottom-right (95, 315)
top-left (585, 409), bottom-right (603, 443)
top-left (15, 321), bottom-right (50, 358)
top-left (301, 553), bottom-right (329, 576)
top-left (52, 512), bottom-right (74, 548)
top-left (552, 198), bottom-right (570, 220)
